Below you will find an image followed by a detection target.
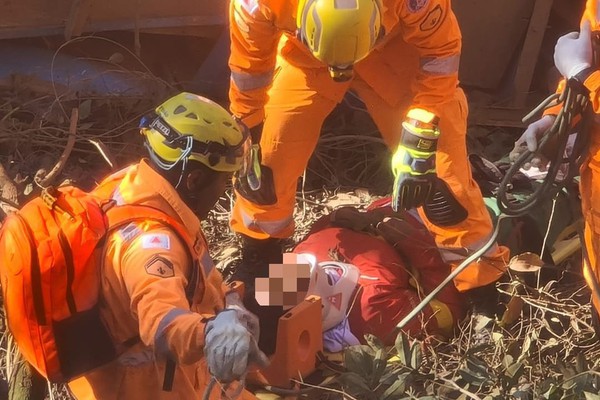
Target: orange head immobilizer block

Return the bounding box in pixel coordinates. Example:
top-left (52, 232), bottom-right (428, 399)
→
top-left (247, 295), bottom-right (323, 388)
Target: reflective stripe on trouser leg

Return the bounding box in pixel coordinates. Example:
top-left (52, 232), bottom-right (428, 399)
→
top-left (231, 198), bottom-right (295, 238)
top-left (439, 237), bottom-right (510, 292)
top-left (230, 57), bottom-right (349, 239)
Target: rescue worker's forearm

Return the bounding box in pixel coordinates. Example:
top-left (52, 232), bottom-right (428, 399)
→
top-left (139, 270), bottom-right (227, 365)
top-left (229, 83), bottom-right (271, 128)
top-left (152, 309), bottom-right (211, 364)
top-left (119, 230), bottom-right (216, 365)
top-left (412, 66), bottom-right (460, 112)
top-left (399, 0), bottom-right (462, 114)
top-left (546, 2), bottom-right (598, 116)
top-left (228, 0), bottom-right (281, 126)
top-left (128, 275), bottom-right (210, 365)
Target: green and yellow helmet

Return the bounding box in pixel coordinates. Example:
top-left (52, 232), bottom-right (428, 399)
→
top-left (297, 0), bottom-right (383, 82)
top-left (140, 92), bottom-right (250, 173)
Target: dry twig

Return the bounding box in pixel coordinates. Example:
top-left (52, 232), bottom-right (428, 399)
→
top-left (36, 107), bottom-right (78, 187)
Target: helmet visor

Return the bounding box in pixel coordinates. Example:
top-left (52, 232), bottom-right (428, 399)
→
top-left (189, 122), bottom-right (251, 170)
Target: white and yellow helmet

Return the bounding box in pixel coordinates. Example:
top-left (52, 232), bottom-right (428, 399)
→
top-left (140, 92), bottom-right (250, 173)
top-left (297, 253), bottom-right (360, 331)
top-left (296, 0), bottom-right (383, 81)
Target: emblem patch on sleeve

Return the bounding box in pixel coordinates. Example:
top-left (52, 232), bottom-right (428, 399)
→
top-left (145, 256), bottom-right (175, 278)
top-left (419, 5), bottom-right (444, 32)
top-left (407, 0), bottom-right (429, 13)
top-left (141, 233), bottom-right (171, 250)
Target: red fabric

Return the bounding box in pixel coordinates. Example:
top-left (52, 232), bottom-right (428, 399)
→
top-left (293, 210), bottom-right (465, 344)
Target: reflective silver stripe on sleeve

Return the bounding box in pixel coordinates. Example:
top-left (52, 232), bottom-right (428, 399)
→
top-left (420, 54), bottom-right (460, 75)
top-left (154, 308), bottom-right (194, 358)
top-left (231, 70), bottom-right (274, 91)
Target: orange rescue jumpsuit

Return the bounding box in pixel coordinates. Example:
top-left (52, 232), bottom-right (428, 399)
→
top-left (228, 0), bottom-right (508, 291)
top-left (561, 0), bottom-right (600, 321)
top-left (67, 160), bottom-right (256, 400)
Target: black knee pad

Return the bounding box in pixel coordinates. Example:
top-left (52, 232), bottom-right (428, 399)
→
top-left (235, 165), bottom-right (277, 206)
top-left (423, 178), bottom-right (468, 227)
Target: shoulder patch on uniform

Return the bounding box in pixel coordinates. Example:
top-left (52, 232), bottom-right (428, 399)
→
top-left (419, 5), bottom-right (444, 32)
top-left (145, 256), bottom-right (175, 278)
top-left (140, 233), bottom-right (171, 250)
top-left (407, 0), bottom-right (429, 13)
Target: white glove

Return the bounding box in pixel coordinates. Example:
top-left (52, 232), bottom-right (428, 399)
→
top-left (509, 115), bottom-right (556, 172)
top-left (511, 115), bottom-right (556, 155)
top-left (225, 291), bottom-right (260, 340)
top-left (204, 309), bottom-right (270, 383)
top-left (554, 20), bottom-right (593, 79)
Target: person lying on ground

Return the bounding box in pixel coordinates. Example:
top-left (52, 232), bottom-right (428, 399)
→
top-left (280, 199), bottom-right (467, 351)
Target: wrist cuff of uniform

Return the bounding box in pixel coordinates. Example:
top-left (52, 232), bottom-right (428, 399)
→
top-left (569, 67), bottom-right (596, 93)
top-left (202, 308), bottom-right (235, 324)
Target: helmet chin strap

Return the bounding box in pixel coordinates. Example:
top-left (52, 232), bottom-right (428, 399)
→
top-left (174, 157), bottom-right (188, 189)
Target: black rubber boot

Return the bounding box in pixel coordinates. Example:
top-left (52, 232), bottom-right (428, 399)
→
top-left (231, 234), bottom-right (286, 355)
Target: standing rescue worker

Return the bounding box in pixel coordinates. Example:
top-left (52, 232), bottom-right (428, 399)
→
top-left (67, 93), bottom-right (268, 399)
top-left (228, 0), bottom-right (509, 307)
top-left (512, 1), bottom-right (600, 329)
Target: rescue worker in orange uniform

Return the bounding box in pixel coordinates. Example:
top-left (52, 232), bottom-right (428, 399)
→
top-left (512, 1), bottom-right (600, 329)
top-left (67, 93), bottom-right (268, 399)
top-left (228, 0), bottom-right (509, 318)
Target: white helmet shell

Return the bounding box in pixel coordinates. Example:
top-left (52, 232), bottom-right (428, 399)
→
top-left (299, 254), bottom-right (360, 331)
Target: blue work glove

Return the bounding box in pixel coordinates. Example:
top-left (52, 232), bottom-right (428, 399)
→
top-left (391, 109), bottom-right (441, 212)
top-left (204, 309), bottom-right (269, 383)
top-left (225, 291), bottom-right (260, 340)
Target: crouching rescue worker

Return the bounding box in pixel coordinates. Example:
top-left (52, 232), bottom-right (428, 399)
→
top-left (67, 93), bottom-right (268, 399)
top-left (293, 201), bottom-right (466, 350)
top-left (227, 0), bottom-right (509, 330)
top-left (511, 1), bottom-right (600, 333)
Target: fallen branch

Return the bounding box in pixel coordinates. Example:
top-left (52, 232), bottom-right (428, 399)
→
top-left (36, 107), bottom-right (78, 187)
top-left (0, 162), bottom-right (19, 215)
top-left (0, 196), bottom-right (20, 210)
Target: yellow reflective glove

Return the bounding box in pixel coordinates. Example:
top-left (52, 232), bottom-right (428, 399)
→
top-left (235, 121), bottom-right (263, 191)
top-left (391, 109), bottom-right (440, 212)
